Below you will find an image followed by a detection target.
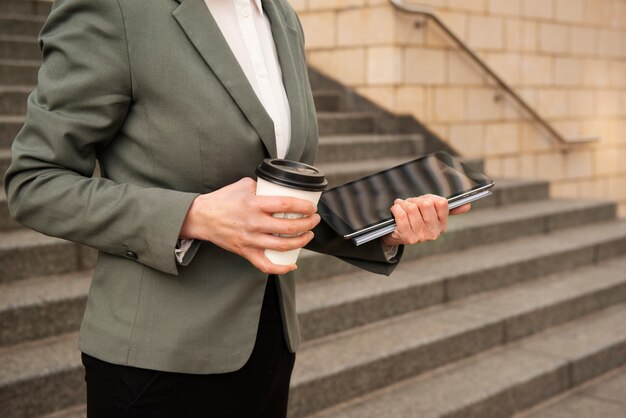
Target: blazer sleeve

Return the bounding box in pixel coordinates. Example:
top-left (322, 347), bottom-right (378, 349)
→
top-left (3, 0), bottom-right (199, 276)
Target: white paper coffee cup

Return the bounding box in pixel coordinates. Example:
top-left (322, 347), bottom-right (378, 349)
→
top-left (255, 159), bottom-right (328, 266)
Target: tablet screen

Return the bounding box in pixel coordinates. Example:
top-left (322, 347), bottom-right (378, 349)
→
top-left (318, 152), bottom-right (494, 238)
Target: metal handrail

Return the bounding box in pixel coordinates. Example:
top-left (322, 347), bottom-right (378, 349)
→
top-left (389, 0), bottom-right (599, 146)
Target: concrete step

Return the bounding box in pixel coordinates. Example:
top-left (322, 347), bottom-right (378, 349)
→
top-left (0, 114), bottom-right (24, 148)
top-left (0, 271), bottom-right (91, 347)
top-left (0, 14), bottom-right (45, 36)
top-left (6, 250), bottom-right (626, 418)
top-left (39, 405), bottom-right (86, 418)
top-left (0, 34), bottom-right (41, 60)
top-left (0, 171), bottom-right (551, 287)
top-left (1, 146), bottom-right (11, 173)
top-left (462, 156), bottom-right (484, 173)
top-left (0, 0), bottom-right (52, 16)
top-left (474, 177), bottom-right (549, 208)
top-left (0, 59), bottom-right (39, 86)
top-left (0, 199), bottom-right (616, 348)
top-left (0, 333), bottom-right (83, 418)
top-left (296, 214), bottom-right (623, 341)
top-left (313, 90), bottom-right (342, 112)
top-left (513, 365), bottom-right (626, 418)
top-left (0, 85), bottom-right (31, 115)
top-left (316, 134), bottom-right (424, 164)
top-left (301, 303), bottom-right (626, 418)
top-left (0, 189), bottom-right (20, 230)
top-left (316, 112), bottom-right (376, 136)
top-left (0, 229), bottom-right (85, 284)
top-left (293, 196), bottom-right (612, 284)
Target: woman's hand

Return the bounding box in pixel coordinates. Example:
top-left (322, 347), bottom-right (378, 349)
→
top-left (381, 194), bottom-right (471, 246)
top-left (179, 177), bottom-right (320, 275)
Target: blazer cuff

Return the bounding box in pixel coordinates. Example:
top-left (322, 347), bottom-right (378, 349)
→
top-left (132, 190), bottom-right (200, 275)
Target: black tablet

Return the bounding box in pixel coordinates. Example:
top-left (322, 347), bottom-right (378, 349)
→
top-left (318, 152), bottom-right (495, 244)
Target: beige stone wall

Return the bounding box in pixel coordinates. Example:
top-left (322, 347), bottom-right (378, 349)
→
top-left (291, 0), bottom-right (626, 217)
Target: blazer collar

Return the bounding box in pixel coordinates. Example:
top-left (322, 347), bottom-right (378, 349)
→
top-left (172, 0), bottom-right (307, 161)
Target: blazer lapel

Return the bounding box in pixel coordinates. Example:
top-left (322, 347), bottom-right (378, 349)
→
top-left (172, 0), bottom-right (277, 158)
top-left (262, 0), bottom-right (308, 162)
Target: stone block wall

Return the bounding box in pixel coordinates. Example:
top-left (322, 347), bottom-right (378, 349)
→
top-left (290, 0), bottom-right (626, 216)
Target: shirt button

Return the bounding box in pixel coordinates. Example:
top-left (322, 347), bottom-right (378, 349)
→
top-left (241, 6), bottom-right (251, 17)
top-left (125, 250), bottom-right (138, 260)
top-left (257, 69), bottom-right (267, 78)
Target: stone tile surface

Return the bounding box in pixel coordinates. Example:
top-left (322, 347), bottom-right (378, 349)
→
top-left (518, 304), bottom-right (626, 385)
top-left (582, 369), bottom-right (626, 406)
top-left (455, 257), bottom-right (626, 341)
top-left (290, 305), bottom-right (502, 416)
top-left (523, 396), bottom-right (626, 418)
top-left (311, 348), bottom-right (567, 418)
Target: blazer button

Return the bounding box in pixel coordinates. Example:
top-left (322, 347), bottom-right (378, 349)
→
top-left (125, 250), bottom-right (138, 260)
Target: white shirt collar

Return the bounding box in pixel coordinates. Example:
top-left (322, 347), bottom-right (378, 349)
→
top-left (233, 0), bottom-right (263, 13)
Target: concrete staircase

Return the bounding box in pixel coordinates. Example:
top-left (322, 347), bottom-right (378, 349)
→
top-left (1, 2), bottom-right (625, 417)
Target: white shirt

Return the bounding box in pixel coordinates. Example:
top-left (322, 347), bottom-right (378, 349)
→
top-left (176, 0), bottom-right (398, 263)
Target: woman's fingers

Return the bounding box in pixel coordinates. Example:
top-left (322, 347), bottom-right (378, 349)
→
top-left (402, 197), bottom-right (439, 237)
top-left (253, 195), bottom-right (317, 216)
top-left (393, 199), bottom-right (434, 245)
top-left (248, 249), bottom-right (298, 275)
top-left (450, 203), bottom-right (472, 215)
top-left (415, 195), bottom-right (449, 233)
top-left (385, 195), bottom-right (472, 246)
top-left (432, 195), bottom-right (450, 224)
top-left (394, 199), bottom-right (421, 232)
top-left (387, 196), bottom-right (448, 244)
top-left (389, 203), bottom-right (410, 241)
top-left (253, 213), bottom-right (321, 236)
top-left (417, 199), bottom-right (439, 231)
top-left (250, 230), bottom-right (315, 253)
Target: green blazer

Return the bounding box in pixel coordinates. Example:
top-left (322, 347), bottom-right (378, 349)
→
top-left (4, 0), bottom-right (402, 374)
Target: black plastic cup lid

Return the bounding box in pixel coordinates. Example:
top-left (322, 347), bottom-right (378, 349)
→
top-left (256, 159), bottom-right (328, 192)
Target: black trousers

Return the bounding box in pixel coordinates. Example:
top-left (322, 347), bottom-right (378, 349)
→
top-left (82, 275), bottom-right (296, 418)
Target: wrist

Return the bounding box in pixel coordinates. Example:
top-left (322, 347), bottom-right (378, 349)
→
top-left (179, 194), bottom-right (209, 240)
